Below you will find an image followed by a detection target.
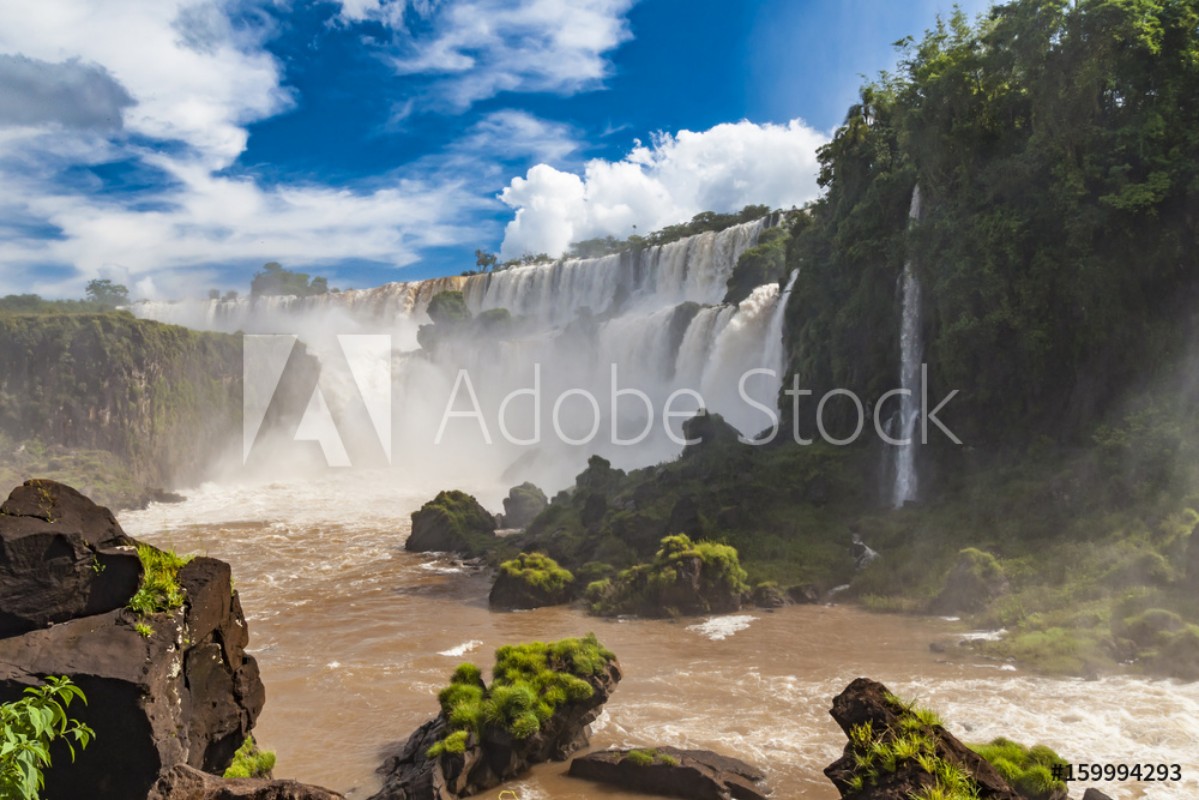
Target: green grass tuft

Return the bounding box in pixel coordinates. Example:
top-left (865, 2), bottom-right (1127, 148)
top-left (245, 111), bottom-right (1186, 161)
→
top-left (127, 544), bottom-right (193, 615)
top-left (223, 735), bottom-right (276, 779)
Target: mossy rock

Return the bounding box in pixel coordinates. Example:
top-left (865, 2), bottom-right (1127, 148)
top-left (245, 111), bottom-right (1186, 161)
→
top-left (970, 737), bottom-right (1068, 800)
top-left (490, 552), bottom-right (575, 610)
top-left (931, 548), bottom-right (1009, 615)
top-left (502, 482), bottom-right (548, 529)
top-left (586, 534), bottom-right (749, 617)
top-left (406, 490), bottom-right (497, 557)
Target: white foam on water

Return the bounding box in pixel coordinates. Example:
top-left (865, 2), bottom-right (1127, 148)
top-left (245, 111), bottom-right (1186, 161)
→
top-left (959, 628), bottom-right (1007, 642)
top-left (686, 614), bottom-right (757, 641)
top-left (438, 640), bottom-right (483, 657)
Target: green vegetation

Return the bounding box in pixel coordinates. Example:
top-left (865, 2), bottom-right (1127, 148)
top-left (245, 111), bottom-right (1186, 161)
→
top-left (223, 735), bottom-right (276, 779)
top-left (249, 262), bottom-right (328, 298)
top-left (621, 748), bottom-right (678, 767)
top-left (426, 634), bottom-right (615, 758)
top-left (407, 489), bottom-right (498, 557)
top-left (83, 279), bottom-right (129, 308)
top-left (723, 225), bottom-right (790, 305)
top-left (133, 621), bottom-right (154, 639)
top-left (416, 291), bottom-right (517, 352)
top-left (0, 313), bottom-right (242, 502)
top-left (0, 677), bottom-right (94, 800)
top-left (584, 533), bottom-right (749, 617)
top-left (969, 738), bottom-right (1067, 800)
top-left (127, 544), bottom-right (193, 616)
top-left (498, 553), bottom-right (574, 594)
top-left (563, 204), bottom-right (773, 260)
top-left (0, 295), bottom-right (113, 315)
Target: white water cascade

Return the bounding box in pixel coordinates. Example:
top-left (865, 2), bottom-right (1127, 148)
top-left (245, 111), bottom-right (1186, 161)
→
top-left (132, 219), bottom-right (793, 492)
top-left (892, 186), bottom-right (924, 508)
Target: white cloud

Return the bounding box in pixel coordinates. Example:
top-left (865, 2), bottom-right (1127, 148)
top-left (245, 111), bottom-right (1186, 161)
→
top-left (498, 119), bottom-right (829, 259)
top-left (340, 0), bottom-right (634, 113)
top-left (454, 110), bottom-right (579, 164)
top-left (0, 0), bottom-right (495, 299)
top-left (0, 0), bottom-right (289, 169)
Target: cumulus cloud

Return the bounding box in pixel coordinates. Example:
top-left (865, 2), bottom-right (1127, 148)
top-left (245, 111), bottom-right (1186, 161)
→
top-left (498, 119), bottom-right (829, 259)
top-left (340, 0), bottom-right (634, 113)
top-left (0, 0), bottom-right (497, 299)
top-left (0, 0), bottom-right (290, 169)
top-left (0, 55), bottom-right (135, 130)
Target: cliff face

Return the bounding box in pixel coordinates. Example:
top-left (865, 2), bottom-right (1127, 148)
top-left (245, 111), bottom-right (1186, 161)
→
top-left (0, 313), bottom-right (242, 502)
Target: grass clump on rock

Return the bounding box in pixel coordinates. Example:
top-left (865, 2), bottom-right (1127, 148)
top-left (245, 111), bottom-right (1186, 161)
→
top-left (406, 490), bottom-right (497, 557)
top-left (585, 533), bottom-right (748, 617)
top-left (489, 552), bottom-right (576, 609)
top-left (127, 544), bottom-right (193, 615)
top-left (223, 735), bottom-right (277, 779)
top-left (969, 737), bottom-right (1067, 800)
top-left (427, 634), bottom-right (616, 757)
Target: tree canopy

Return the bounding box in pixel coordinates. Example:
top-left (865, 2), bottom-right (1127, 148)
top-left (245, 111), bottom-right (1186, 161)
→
top-left (250, 262), bottom-right (329, 298)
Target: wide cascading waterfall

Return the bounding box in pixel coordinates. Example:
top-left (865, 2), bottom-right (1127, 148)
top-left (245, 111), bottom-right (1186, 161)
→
top-left (131, 217), bottom-right (790, 493)
top-left (892, 186), bottom-right (924, 508)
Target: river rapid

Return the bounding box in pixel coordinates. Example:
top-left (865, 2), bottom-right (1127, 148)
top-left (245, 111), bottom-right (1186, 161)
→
top-left (120, 473), bottom-right (1199, 800)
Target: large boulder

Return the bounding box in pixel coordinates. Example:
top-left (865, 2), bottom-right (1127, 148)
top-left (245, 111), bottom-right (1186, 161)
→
top-left (406, 490), bottom-right (497, 557)
top-left (148, 764), bottom-right (343, 800)
top-left (569, 747), bottom-right (770, 800)
top-left (824, 678), bottom-right (1024, 800)
top-left (500, 483), bottom-right (547, 529)
top-left (931, 548), bottom-right (1009, 615)
top-left (370, 637), bottom-right (621, 800)
top-left (488, 552), bottom-right (575, 610)
top-left (0, 479), bottom-right (141, 637)
top-left (0, 480), bottom-right (266, 800)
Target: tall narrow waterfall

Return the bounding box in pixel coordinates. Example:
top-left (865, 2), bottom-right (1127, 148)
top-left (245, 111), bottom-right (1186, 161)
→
top-left (132, 218), bottom-right (793, 492)
top-left (892, 186), bottom-right (924, 508)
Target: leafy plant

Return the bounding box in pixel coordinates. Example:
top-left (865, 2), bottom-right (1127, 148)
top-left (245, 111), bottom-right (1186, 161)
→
top-left (223, 735), bottom-right (276, 779)
top-left (0, 677), bottom-right (94, 800)
top-left (133, 622), bottom-right (153, 638)
top-left (127, 544), bottom-right (192, 616)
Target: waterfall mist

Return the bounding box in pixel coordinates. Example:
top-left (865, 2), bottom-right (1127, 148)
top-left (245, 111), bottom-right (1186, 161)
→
top-left (134, 219), bottom-right (794, 498)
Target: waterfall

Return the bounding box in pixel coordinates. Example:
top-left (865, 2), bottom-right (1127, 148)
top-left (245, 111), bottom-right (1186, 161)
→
top-left (892, 186), bottom-right (924, 508)
top-left (131, 217), bottom-right (789, 491)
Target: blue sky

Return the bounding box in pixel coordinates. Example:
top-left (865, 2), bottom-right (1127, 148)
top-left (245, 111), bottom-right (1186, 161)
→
top-left (0, 0), bottom-right (991, 299)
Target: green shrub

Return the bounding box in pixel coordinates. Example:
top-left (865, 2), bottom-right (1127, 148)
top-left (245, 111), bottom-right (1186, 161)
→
top-left (499, 553), bottom-right (574, 593)
top-left (127, 544), bottom-right (193, 615)
top-left (0, 677), bottom-right (94, 800)
top-left (969, 737), bottom-right (1067, 800)
top-left (624, 749), bottom-right (655, 766)
top-left (223, 735), bottom-right (276, 779)
top-left (427, 634), bottom-right (616, 757)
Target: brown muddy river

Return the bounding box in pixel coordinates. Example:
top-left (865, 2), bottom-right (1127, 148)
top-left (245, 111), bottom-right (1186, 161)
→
top-left (121, 474), bottom-right (1199, 800)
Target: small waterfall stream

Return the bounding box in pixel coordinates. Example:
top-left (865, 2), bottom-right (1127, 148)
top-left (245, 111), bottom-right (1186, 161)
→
top-left (892, 185), bottom-right (924, 508)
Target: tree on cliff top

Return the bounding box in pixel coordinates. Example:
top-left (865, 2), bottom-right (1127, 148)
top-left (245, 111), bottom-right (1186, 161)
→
top-left (84, 279), bottom-right (129, 308)
top-left (250, 262), bottom-right (329, 298)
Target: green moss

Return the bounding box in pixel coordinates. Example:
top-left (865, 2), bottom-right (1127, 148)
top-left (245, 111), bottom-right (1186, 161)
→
top-left (133, 621), bottom-right (153, 638)
top-left (224, 735), bottom-right (276, 779)
top-left (624, 749), bottom-right (655, 767)
top-left (128, 544), bottom-right (193, 615)
top-left (843, 692), bottom-right (979, 800)
top-left (426, 634), bottom-right (616, 757)
top-left (499, 552), bottom-right (574, 593)
top-left (969, 738), bottom-right (1066, 800)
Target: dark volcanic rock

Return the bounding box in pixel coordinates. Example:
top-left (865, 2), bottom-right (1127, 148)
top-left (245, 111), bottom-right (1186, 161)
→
top-left (148, 764), bottom-right (343, 800)
top-left (1081, 790), bottom-right (1114, 800)
top-left (501, 482), bottom-right (547, 529)
top-left (0, 481), bottom-right (266, 800)
top-left (406, 490), bottom-right (497, 556)
top-left (569, 747), bottom-right (770, 800)
top-left (824, 678), bottom-right (1022, 800)
top-left (931, 548), bottom-right (1009, 615)
top-left (751, 583), bottom-right (786, 609)
top-left (0, 479), bottom-right (140, 637)
top-left (787, 584), bottom-right (821, 604)
top-left (369, 659), bottom-right (621, 800)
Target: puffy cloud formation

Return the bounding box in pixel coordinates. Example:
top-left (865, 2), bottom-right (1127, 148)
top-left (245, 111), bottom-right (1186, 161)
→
top-left (0, 1), bottom-right (492, 298)
top-left (340, 0), bottom-right (634, 113)
top-left (498, 119), bottom-right (829, 259)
